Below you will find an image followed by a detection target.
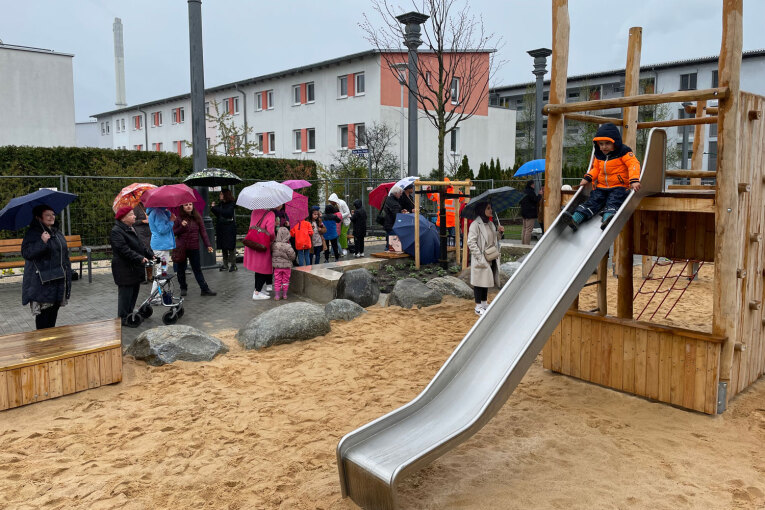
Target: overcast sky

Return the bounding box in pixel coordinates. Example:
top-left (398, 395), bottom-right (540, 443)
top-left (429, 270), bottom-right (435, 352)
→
top-left (2, 0), bottom-right (763, 122)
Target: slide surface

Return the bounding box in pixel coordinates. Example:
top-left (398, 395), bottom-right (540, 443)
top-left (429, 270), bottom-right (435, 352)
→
top-left (337, 129), bottom-right (667, 510)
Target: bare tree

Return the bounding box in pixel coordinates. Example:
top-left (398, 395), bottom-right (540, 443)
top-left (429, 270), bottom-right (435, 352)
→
top-left (204, 100), bottom-right (259, 157)
top-left (326, 121), bottom-right (401, 181)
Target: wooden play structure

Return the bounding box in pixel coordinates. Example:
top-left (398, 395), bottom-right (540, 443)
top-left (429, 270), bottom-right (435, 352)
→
top-left (412, 180), bottom-right (471, 268)
top-left (541, 0), bottom-right (763, 414)
top-left (0, 319), bottom-right (122, 411)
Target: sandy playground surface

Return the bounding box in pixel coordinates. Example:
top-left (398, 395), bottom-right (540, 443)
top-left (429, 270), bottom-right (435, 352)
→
top-left (1, 266), bottom-right (765, 509)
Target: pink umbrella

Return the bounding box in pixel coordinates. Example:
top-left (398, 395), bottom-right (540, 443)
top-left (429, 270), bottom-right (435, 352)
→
top-left (170, 188), bottom-right (206, 218)
top-left (282, 179), bottom-right (312, 190)
top-left (284, 191), bottom-right (308, 226)
top-left (141, 183), bottom-right (197, 208)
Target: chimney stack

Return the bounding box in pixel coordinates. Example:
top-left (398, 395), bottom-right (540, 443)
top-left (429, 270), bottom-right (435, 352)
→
top-left (113, 17), bottom-right (127, 107)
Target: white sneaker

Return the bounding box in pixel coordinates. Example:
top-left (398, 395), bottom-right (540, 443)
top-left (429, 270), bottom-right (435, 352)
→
top-left (358, 252), bottom-right (364, 257)
top-left (474, 306), bottom-right (486, 316)
top-left (342, 249), bottom-right (348, 256)
top-left (252, 291), bottom-right (270, 300)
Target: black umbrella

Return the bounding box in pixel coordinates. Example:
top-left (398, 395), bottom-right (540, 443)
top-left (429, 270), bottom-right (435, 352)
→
top-left (183, 168), bottom-right (242, 187)
top-left (461, 186), bottom-right (525, 220)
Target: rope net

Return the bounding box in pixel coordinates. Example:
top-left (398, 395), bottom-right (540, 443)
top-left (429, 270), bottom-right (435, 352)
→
top-left (634, 258), bottom-right (704, 321)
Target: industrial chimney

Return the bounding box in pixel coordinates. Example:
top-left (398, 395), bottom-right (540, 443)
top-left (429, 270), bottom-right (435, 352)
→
top-left (113, 17), bottom-right (127, 107)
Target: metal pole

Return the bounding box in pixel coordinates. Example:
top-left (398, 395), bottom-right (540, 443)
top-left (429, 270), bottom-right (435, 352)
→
top-left (64, 176), bottom-right (71, 236)
top-left (397, 12), bottom-right (428, 177)
top-left (528, 48), bottom-right (552, 161)
top-left (188, 0), bottom-right (216, 267)
top-left (401, 83), bottom-right (405, 178)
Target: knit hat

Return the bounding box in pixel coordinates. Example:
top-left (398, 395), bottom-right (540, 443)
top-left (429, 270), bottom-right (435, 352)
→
top-left (311, 205), bottom-right (321, 211)
top-left (115, 206), bottom-right (133, 221)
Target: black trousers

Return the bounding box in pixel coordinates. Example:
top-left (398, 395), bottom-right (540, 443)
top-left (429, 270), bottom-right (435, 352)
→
top-left (354, 233), bottom-right (365, 255)
top-left (575, 187), bottom-right (629, 222)
top-left (176, 248), bottom-right (210, 291)
top-left (35, 303), bottom-right (60, 330)
top-left (117, 284), bottom-right (141, 318)
top-left (254, 272), bottom-right (270, 292)
top-left (474, 286), bottom-right (488, 304)
top-left (221, 248), bottom-right (237, 268)
top-left (324, 238), bottom-right (340, 261)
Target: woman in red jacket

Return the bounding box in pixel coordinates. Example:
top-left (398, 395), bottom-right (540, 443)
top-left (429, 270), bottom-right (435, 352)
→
top-left (173, 202), bottom-right (216, 297)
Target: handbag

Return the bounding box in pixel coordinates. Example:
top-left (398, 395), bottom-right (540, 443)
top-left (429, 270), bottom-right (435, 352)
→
top-left (243, 214), bottom-right (271, 252)
top-left (483, 244), bottom-right (500, 262)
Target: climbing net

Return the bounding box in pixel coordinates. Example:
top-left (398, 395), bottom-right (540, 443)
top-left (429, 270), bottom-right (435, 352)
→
top-left (634, 258), bottom-right (704, 321)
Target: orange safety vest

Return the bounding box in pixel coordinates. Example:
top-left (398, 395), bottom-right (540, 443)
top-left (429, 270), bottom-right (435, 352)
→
top-left (427, 186), bottom-right (457, 228)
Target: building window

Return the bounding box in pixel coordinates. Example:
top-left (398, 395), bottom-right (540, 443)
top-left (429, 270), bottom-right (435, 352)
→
top-left (133, 115), bottom-right (143, 130)
top-left (267, 90), bottom-right (273, 109)
top-left (206, 138), bottom-right (211, 150)
top-left (133, 144), bottom-right (143, 151)
top-left (339, 125), bottom-right (349, 149)
top-left (100, 122), bottom-right (105, 135)
top-left (151, 111), bottom-right (162, 127)
top-left (707, 140), bottom-right (717, 171)
top-left (223, 97), bottom-right (239, 115)
top-left (293, 130), bottom-right (302, 152)
top-left (450, 77), bottom-right (460, 105)
top-left (450, 128), bottom-right (459, 154)
top-left (355, 73), bottom-right (365, 95)
top-left (338, 76), bottom-right (348, 98)
top-left (205, 101), bottom-right (210, 115)
top-left (256, 133), bottom-right (264, 154)
top-left (120, 118), bottom-right (126, 132)
top-left (256, 93), bottom-right (263, 111)
top-left (105, 121), bottom-right (110, 134)
top-left (174, 140), bottom-right (184, 156)
top-left (172, 107), bottom-right (185, 124)
top-left (293, 85), bottom-right (301, 105)
top-left (567, 89), bottom-right (580, 100)
top-left (306, 82), bottom-right (315, 103)
top-left (152, 142), bottom-right (163, 151)
top-left (307, 128), bottom-right (316, 151)
top-left (680, 73), bottom-right (697, 91)
top-left (425, 71), bottom-right (431, 86)
top-left (712, 70), bottom-right (719, 88)
top-left (355, 123), bottom-right (366, 147)
top-left (268, 133), bottom-right (275, 154)
top-left (709, 121), bottom-right (718, 138)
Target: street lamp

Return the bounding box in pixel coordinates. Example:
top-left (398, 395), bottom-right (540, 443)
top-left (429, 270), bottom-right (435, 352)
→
top-left (393, 62), bottom-right (408, 178)
top-left (396, 11), bottom-right (429, 177)
top-left (527, 48), bottom-right (552, 161)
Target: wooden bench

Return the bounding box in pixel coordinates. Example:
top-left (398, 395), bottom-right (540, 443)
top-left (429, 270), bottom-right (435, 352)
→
top-left (0, 235), bottom-right (92, 282)
top-left (0, 319), bottom-right (122, 411)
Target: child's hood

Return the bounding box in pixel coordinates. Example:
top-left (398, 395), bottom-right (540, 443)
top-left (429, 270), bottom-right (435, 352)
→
top-left (353, 199), bottom-right (362, 209)
top-left (276, 226), bottom-right (291, 242)
top-left (592, 122), bottom-right (631, 159)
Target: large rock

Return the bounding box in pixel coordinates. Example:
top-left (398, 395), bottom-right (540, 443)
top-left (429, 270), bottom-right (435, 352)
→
top-left (237, 302), bottom-right (330, 350)
top-left (325, 299), bottom-right (366, 321)
top-left (389, 278), bottom-right (442, 309)
top-left (426, 276), bottom-right (473, 299)
top-left (336, 268), bottom-right (380, 308)
top-left (127, 325), bottom-right (228, 366)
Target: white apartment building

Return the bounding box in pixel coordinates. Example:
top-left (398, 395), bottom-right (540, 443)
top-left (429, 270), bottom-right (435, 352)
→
top-left (92, 50), bottom-right (515, 176)
top-left (491, 50), bottom-right (765, 172)
top-left (0, 43), bottom-right (75, 147)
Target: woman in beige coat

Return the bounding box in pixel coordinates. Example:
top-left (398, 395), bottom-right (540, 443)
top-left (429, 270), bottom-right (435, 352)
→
top-left (467, 202), bottom-right (502, 315)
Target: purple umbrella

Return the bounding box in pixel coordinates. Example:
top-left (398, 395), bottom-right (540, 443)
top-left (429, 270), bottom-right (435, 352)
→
top-left (169, 188), bottom-right (206, 218)
top-left (285, 191), bottom-right (308, 226)
top-left (141, 183), bottom-right (197, 208)
top-left (282, 179), bottom-right (312, 190)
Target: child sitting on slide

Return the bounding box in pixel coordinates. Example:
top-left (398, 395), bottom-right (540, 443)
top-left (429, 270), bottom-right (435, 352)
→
top-left (561, 122), bottom-right (641, 232)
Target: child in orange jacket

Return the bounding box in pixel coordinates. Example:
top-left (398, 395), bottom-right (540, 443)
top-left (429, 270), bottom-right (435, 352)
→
top-left (561, 122), bottom-right (641, 232)
top-left (290, 215), bottom-right (314, 266)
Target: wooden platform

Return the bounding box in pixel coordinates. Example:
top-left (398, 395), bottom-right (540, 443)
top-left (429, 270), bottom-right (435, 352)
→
top-left (370, 251), bottom-right (411, 259)
top-left (0, 319), bottom-right (122, 411)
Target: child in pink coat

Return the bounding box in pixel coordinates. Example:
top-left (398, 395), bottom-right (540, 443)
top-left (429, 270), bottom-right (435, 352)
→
top-left (271, 227), bottom-right (296, 300)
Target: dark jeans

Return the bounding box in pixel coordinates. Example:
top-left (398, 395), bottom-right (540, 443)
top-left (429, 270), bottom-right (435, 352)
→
top-left (221, 248), bottom-right (236, 268)
top-left (313, 246), bottom-right (323, 264)
top-left (117, 284), bottom-right (141, 319)
top-left (575, 187), bottom-right (629, 222)
top-left (474, 286), bottom-right (488, 304)
top-left (324, 238), bottom-right (340, 261)
top-left (254, 272), bottom-right (270, 292)
top-left (354, 233), bottom-right (365, 255)
top-left (35, 303), bottom-right (60, 330)
top-left (176, 248), bottom-right (210, 291)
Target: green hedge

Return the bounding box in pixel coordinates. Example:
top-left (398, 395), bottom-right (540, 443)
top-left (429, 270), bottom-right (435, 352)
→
top-left (0, 146), bottom-right (319, 246)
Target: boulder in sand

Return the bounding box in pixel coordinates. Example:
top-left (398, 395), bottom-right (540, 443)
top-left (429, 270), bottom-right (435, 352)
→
top-left (336, 268), bottom-right (380, 308)
top-left (325, 299), bottom-right (367, 321)
top-left (237, 302), bottom-right (330, 350)
top-left (426, 276), bottom-right (473, 299)
top-left (389, 278), bottom-right (442, 309)
top-left (127, 325), bottom-right (229, 366)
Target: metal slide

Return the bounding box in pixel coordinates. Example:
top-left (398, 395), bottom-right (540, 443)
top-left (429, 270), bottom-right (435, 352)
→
top-left (337, 129), bottom-right (667, 510)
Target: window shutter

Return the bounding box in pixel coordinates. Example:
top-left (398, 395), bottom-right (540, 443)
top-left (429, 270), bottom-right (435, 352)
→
top-left (263, 91), bottom-right (268, 109)
top-left (300, 83), bottom-right (307, 105)
top-left (347, 74), bottom-right (355, 97)
top-left (348, 123), bottom-right (356, 149)
top-left (263, 132), bottom-right (269, 154)
top-left (301, 128), bottom-right (307, 152)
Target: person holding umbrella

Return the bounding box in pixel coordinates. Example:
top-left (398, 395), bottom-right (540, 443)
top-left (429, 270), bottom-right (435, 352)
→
top-left (173, 203), bottom-right (216, 297)
top-left (519, 180), bottom-right (541, 245)
top-left (467, 201), bottom-right (502, 316)
top-left (383, 186), bottom-right (404, 250)
top-left (211, 189), bottom-right (238, 272)
top-left (328, 193), bottom-right (351, 255)
top-left (21, 205), bottom-right (72, 330)
top-left (110, 207), bottom-right (153, 327)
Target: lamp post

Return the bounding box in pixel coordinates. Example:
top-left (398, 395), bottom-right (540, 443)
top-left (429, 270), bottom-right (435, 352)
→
top-left (188, 0), bottom-right (216, 267)
top-left (396, 11), bottom-right (429, 178)
top-left (528, 48), bottom-right (552, 162)
top-left (393, 62), bottom-right (408, 178)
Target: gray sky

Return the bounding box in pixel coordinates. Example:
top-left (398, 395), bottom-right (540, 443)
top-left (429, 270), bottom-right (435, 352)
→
top-left (2, 0), bottom-right (763, 122)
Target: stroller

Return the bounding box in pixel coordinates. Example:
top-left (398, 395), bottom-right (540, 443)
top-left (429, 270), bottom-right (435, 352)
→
top-left (126, 257), bottom-right (185, 327)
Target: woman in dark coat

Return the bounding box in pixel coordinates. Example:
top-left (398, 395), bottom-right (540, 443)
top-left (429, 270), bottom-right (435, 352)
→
top-left (211, 189), bottom-right (237, 272)
top-left (110, 206), bottom-right (153, 327)
top-left (21, 204), bottom-right (72, 330)
top-left (173, 202), bottom-right (216, 297)
top-left (351, 199), bottom-right (367, 257)
top-left (383, 186), bottom-right (403, 249)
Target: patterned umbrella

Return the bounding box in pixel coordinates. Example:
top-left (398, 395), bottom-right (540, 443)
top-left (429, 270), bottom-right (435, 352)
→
top-left (236, 181), bottom-right (293, 210)
top-left (141, 183), bottom-right (197, 208)
top-left (112, 183), bottom-right (157, 213)
top-left (368, 182), bottom-right (396, 210)
top-left (393, 176), bottom-right (418, 191)
top-left (183, 168), bottom-right (242, 187)
top-left (281, 179), bottom-right (312, 190)
top-left (460, 186), bottom-right (525, 220)
top-left (284, 191), bottom-right (308, 226)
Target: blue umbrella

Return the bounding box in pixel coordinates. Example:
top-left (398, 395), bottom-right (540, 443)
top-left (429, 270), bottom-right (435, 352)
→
top-left (514, 158), bottom-right (545, 177)
top-left (0, 189), bottom-right (78, 231)
top-left (392, 213), bottom-right (440, 265)
top-left (461, 186), bottom-right (525, 220)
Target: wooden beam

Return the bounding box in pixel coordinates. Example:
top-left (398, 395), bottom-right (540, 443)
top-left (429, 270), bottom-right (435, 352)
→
top-left (565, 113), bottom-right (623, 125)
top-left (562, 193), bottom-right (716, 213)
top-left (690, 99), bottom-right (708, 184)
top-left (636, 116), bottom-right (718, 129)
top-left (715, 0), bottom-right (743, 397)
top-left (543, 0), bottom-right (569, 230)
top-left (666, 184), bottom-right (716, 190)
top-left (665, 169), bottom-right (717, 178)
top-left (414, 180), bottom-right (471, 187)
top-left (543, 87), bottom-right (728, 115)
top-left (685, 104), bottom-right (719, 115)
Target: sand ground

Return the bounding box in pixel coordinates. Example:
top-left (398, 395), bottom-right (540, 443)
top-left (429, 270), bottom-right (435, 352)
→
top-left (1, 267), bottom-right (764, 509)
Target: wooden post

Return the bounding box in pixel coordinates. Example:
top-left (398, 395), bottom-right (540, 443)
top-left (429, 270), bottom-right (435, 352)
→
top-left (597, 254), bottom-right (608, 316)
top-left (715, 0), bottom-right (743, 400)
top-left (414, 185), bottom-right (421, 269)
top-left (642, 255), bottom-right (652, 278)
top-left (616, 26), bottom-right (641, 320)
top-left (543, 0), bottom-right (569, 230)
top-left (690, 99), bottom-right (708, 184)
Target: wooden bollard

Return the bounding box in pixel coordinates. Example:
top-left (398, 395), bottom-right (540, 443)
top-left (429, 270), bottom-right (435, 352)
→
top-left (738, 182), bottom-right (751, 193)
top-left (734, 343), bottom-right (746, 352)
top-left (750, 233), bottom-right (762, 243)
top-left (749, 300), bottom-right (761, 311)
top-left (737, 269), bottom-right (747, 278)
top-left (749, 110), bottom-right (762, 121)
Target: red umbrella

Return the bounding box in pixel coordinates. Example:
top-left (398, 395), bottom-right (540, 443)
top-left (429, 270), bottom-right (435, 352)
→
top-left (141, 183), bottom-right (197, 208)
top-left (285, 191), bottom-right (308, 226)
top-left (368, 182), bottom-right (396, 210)
top-left (170, 188), bottom-right (206, 218)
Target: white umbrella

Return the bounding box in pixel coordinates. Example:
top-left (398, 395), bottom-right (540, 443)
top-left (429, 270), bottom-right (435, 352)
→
top-left (236, 181), bottom-right (293, 210)
top-left (390, 176), bottom-right (418, 194)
